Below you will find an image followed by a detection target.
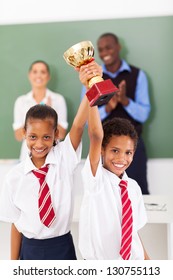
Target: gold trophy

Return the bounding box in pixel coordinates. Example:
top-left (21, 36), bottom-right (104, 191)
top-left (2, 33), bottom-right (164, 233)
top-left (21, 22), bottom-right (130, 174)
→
top-left (63, 41), bottom-right (119, 106)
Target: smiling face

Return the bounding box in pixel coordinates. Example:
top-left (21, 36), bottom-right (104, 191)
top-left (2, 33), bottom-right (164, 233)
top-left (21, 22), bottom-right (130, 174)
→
top-left (28, 62), bottom-right (50, 89)
top-left (24, 118), bottom-right (58, 168)
top-left (101, 135), bottom-right (135, 178)
top-left (97, 35), bottom-right (121, 67)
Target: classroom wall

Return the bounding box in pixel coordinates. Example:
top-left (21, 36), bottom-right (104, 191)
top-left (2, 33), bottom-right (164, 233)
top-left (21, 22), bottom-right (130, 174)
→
top-left (0, 15), bottom-right (173, 158)
top-left (0, 0), bottom-right (172, 24)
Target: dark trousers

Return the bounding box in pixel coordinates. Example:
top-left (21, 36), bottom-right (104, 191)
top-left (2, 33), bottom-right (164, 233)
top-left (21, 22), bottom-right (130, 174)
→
top-left (126, 137), bottom-right (149, 194)
top-left (20, 231), bottom-right (77, 260)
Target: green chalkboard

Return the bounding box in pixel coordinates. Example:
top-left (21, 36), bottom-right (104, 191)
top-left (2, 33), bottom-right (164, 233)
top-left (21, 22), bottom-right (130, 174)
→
top-left (0, 16), bottom-right (173, 159)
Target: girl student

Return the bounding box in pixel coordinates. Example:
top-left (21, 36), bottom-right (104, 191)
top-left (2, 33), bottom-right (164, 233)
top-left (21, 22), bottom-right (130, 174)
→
top-left (0, 61), bottom-right (102, 260)
top-left (77, 63), bottom-right (150, 260)
top-left (13, 60), bottom-right (68, 161)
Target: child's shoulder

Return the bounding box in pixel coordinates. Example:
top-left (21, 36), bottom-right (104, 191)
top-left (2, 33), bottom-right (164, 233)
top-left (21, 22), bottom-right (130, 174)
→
top-left (126, 176), bottom-right (142, 194)
top-left (50, 134), bottom-right (71, 158)
top-left (127, 176), bottom-right (138, 185)
top-left (5, 161), bottom-right (25, 182)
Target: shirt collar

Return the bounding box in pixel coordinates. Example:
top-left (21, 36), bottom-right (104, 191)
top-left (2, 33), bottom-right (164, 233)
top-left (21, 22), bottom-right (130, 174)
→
top-left (23, 146), bottom-right (57, 174)
top-left (102, 59), bottom-right (131, 79)
top-left (26, 89), bottom-right (50, 102)
top-left (103, 167), bottom-right (128, 187)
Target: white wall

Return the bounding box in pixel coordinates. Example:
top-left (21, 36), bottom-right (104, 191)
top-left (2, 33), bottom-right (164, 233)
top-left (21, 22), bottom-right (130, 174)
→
top-left (0, 0), bottom-right (173, 25)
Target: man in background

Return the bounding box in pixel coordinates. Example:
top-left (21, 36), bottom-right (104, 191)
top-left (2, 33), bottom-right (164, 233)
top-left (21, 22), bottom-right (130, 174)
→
top-left (81, 33), bottom-right (151, 194)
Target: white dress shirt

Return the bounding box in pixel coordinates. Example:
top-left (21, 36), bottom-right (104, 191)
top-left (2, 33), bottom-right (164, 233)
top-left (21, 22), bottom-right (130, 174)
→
top-left (0, 134), bottom-right (81, 239)
top-left (13, 89), bottom-right (68, 161)
top-left (79, 156), bottom-right (147, 260)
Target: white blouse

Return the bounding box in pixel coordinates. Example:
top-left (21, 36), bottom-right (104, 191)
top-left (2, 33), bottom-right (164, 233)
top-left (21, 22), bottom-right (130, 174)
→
top-left (0, 134), bottom-right (81, 239)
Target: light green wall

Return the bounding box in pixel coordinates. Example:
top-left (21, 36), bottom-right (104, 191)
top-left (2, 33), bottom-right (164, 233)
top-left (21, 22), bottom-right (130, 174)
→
top-left (0, 16), bottom-right (173, 158)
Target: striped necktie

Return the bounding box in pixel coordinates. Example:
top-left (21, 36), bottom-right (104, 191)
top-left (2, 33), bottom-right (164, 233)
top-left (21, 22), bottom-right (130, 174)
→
top-left (32, 165), bottom-right (56, 227)
top-left (119, 180), bottom-right (133, 260)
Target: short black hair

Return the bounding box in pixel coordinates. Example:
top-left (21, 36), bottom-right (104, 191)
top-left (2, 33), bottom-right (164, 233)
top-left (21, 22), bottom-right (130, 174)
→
top-left (102, 117), bottom-right (138, 150)
top-left (97, 33), bottom-right (119, 44)
top-left (24, 104), bottom-right (58, 130)
top-left (29, 60), bottom-right (50, 74)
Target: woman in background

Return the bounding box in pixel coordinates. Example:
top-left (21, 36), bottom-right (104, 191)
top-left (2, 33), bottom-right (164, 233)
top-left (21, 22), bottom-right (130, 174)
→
top-left (13, 60), bottom-right (68, 161)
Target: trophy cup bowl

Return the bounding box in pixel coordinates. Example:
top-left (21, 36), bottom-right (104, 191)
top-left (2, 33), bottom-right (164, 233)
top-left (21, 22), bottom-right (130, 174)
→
top-left (63, 41), bottom-right (119, 106)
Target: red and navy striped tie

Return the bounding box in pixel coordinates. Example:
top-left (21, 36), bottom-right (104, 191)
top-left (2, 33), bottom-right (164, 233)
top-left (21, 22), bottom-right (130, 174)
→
top-left (119, 180), bottom-right (133, 260)
top-left (32, 165), bottom-right (56, 227)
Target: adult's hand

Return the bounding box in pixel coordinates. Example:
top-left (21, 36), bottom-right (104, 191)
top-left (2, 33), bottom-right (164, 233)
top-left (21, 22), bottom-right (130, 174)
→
top-left (117, 80), bottom-right (129, 106)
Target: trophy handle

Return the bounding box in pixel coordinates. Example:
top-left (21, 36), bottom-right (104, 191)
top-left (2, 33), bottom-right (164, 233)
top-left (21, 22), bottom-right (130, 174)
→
top-left (85, 58), bottom-right (103, 88)
top-left (88, 76), bottom-right (104, 88)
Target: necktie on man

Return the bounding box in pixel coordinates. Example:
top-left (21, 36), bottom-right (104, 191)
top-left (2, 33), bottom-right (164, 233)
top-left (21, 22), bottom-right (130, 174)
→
top-left (32, 165), bottom-right (56, 227)
top-left (119, 180), bottom-right (133, 260)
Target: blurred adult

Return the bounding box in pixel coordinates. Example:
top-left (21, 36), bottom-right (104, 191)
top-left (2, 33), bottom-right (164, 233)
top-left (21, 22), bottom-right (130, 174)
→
top-left (13, 60), bottom-right (68, 161)
top-left (81, 33), bottom-right (151, 194)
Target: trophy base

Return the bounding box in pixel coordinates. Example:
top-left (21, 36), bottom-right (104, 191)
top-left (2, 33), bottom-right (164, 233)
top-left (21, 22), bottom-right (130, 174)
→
top-left (86, 79), bottom-right (119, 106)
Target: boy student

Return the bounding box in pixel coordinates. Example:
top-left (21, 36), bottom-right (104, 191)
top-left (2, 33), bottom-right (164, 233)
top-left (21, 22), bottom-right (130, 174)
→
top-left (0, 61), bottom-right (102, 260)
top-left (78, 63), bottom-right (150, 260)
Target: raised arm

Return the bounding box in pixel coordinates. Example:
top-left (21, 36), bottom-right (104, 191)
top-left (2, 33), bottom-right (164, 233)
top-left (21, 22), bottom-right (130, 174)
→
top-left (69, 61), bottom-right (102, 151)
top-left (88, 100), bottom-right (103, 176)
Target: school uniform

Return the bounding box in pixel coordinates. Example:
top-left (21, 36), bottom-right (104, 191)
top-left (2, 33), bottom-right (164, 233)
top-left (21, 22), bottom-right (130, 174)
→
top-left (13, 89), bottom-right (68, 161)
top-left (79, 156), bottom-right (147, 260)
top-left (0, 134), bottom-right (81, 260)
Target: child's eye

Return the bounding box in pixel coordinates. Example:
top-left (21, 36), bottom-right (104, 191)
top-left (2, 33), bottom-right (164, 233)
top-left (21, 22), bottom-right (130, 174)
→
top-left (112, 149), bottom-right (118, 153)
top-left (29, 135), bottom-right (36, 140)
top-left (44, 136), bottom-right (51, 140)
top-left (126, 151), bottom-right (133, 155)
